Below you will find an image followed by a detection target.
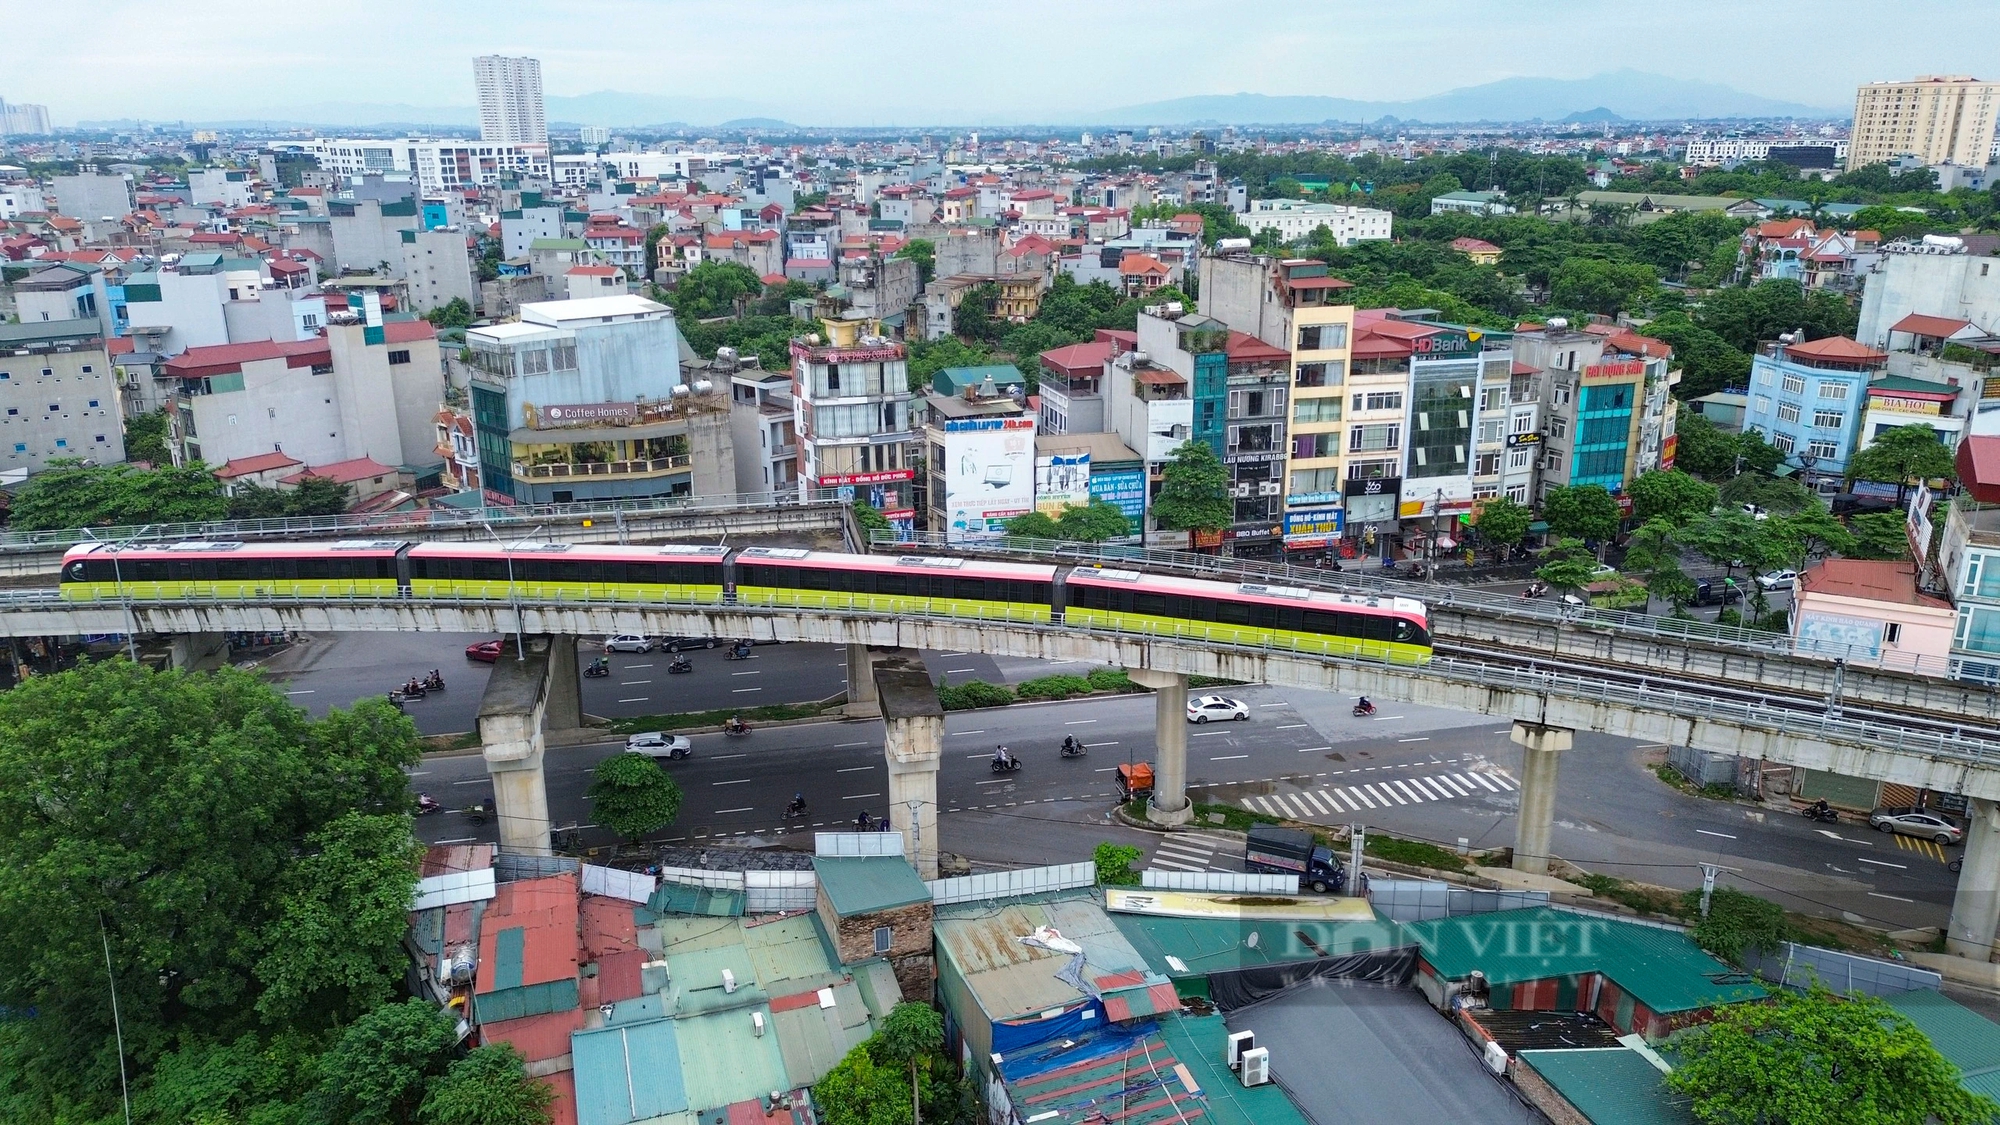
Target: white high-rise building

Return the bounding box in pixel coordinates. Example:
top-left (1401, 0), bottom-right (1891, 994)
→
top-left (473, 55), bottom-right (547, 146)
top-left (0, 98), bottom-right (52, 136)
top-left (1851, 76), bottom-right (1999, 167)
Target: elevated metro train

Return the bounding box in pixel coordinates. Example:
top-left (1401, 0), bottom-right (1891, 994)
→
top-left (59, 540), bottom-right (1434, 664)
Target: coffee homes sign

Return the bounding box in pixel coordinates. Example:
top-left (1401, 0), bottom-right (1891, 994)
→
top-left (524, 401), bottom-right (639, 429)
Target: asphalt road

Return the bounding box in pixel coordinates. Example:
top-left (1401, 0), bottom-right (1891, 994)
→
top-left (408, 681), bottom-right (1960, 932)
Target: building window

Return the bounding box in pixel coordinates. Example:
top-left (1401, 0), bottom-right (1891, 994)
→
top-left (1885, 622), bottom-right (1902, 645)
top-left (1772, 432), bottom-right (1796, 453)
top-left (1475, 451), bottom-right (1501, 476)
top-left (1506, 484), bottom-right (1529, 503)
top-left (1480, 386), bottom-right (1507, 411)
top-left (1813, 409), bottom-right (1845, 429)
top-left (88, 399), bottom-right (98, 408)
top-left (1350, 391), bottom-right (1402, 412)
top-left (1348, 424), bottom-right (1400, 452)
top-left (1781, 373), bottom-right (1806, 395)
top-left (1807, 439), bottom-right (1839, 460)
top-left (81, 365), bottom-right (93, 374)
top-left (1549, 417), bottom-right (1568, 439)
top-left (54, 439), bottom-right (66, 448)
top-left (47, 404), bottom-right (58, 412)
top-left (1294, 360), bottom-right (1343, 387)
top-left (1293, 398), bottom-right (1341, 424)
top-left (1754, 395), bottom-right (1772, 414)
top-left (1777, 401), bottom-right (1801, 423)
top-left (1507, 449), bottom-right (1532, 470)
top-left (96, 434), bottom-right (106, 443)
top-left (1817, 383), bottom-right (1847, 400)
top-left (388, 349), bottom-right (411, 365)
top-left (873, 926), bottom-right (893, 954)
top-left (10, 444), bottom-right (21, 453)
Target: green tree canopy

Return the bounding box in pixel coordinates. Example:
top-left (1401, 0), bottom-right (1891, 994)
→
top-left (1535, 538), bottom-right (1602, 595)
top-left (1644, 313), bottom-right (1751, 398)
top-left (586, 752), bottom-right (685, 843)
top-left (422, 297), bottom-right (474, 330)
top-left (894, 238), bottom-right (935, 286)
top-left (1002, 511), bottom-right (1061, 540)
top-left (1848, 511), bottom-right (1913, 560)
top-left (666, 260), bottom-right (764, 320)
top-left (1550, 258), bottom-right (1659, 315)
top-left (1472, 495), bottom-right (1532, 552)
top-left (904, 336), bottom-right (993, 392)
top-left (1055, 499), bottom-right (1132, 542)
top-left (1627, 470), bottom-right (1719, 527)
top-left (123, 408), bottom-right (173, 466)
top-left (1845, 423), bottom-right (1956, 502)
top-left (1623, 517), bottom-right (1698, 612)
top-left (418, 1043), bottom-right (555, 1125)
top-left (812, 1002), bottom-right (969, 1125)
top-left (306, 998), bottom-right (460, 1125)
top-left (952, 283), bottom-right (1002, 344)
top-left (1541, 483), bottom-right (1623, 543)
top-left (10, 459), bottom-right (230, 530)
top-left (1694, 279), bottom-right (1858, 353)
top-left (255, 812), bottom-right (425, 1027)
top-left (1665, 985), bottom-right (1998, 1125)
top-left (1151, 441), bottom-right (1232, 535)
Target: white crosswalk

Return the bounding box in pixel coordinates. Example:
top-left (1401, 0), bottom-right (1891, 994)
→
top-left (1148, 831), bottom-right (1238, 872)
top-left (1239, 768), bottom-right (1516, 820)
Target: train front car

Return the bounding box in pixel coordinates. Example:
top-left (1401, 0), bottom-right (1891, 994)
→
top-left (58, 539), bottom-right (406, 602)
top-left (1061, 566), bottom-right (1432, 664)
top-left (729, 548), bottom-right (1057, 623)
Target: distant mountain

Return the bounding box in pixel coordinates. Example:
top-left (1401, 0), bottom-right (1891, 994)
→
top-left (545, 91), bottom-right (784, 128)
top-left (717, 117), bottom-right (794, 130)
top-left (152, 92), bottom-right (787, 132)
top-left (1094, 70), bottom-right (1840, 125)
top-left (1560, 107), bottom-right (1625, 123)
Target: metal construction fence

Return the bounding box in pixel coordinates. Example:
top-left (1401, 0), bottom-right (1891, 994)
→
top-left (1141, 870), bottom-right (1299, 894)
top-left (1743, 942), bottom-right (1942, 997)
top-left (927, 862), bottom-right (1096, 906)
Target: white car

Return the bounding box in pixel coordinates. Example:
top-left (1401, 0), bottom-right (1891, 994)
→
top-left (625, 731), bottom-right (692, 760)
top-left (1757, 570), bottom-right (1799, 591)
top-left (604, 634), bottom-right (654, 653)
top-left (1186, 695), bottom-right (1249, 724)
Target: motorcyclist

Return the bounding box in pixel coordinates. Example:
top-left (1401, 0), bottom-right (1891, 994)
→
top-left (1811, 798), bottom-right (1831, 818)
top-left (725, 714), bottom-right (747, 734)
top-left (1061, 735), bottom-right (1080, 755)
top-left (856, 810), bottom-right (873, 831)
top-left (787, 792), bottom-right (807, 817)
top-left (1357, 696), bottom-right (1373, 713)
top-left (993, 744), bottom-right (1014, 768)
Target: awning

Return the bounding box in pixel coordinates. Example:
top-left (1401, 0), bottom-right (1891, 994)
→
top-left (1527, 521), bottom-right (1549, 532)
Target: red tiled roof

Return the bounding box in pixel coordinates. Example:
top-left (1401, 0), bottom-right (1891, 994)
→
top-left (382, 320), bottom-right (438, 344)
top-left (1891, 313), bottom-right (1973, 338)
top-left (1799, 559), bottom-right (1947, 609)
top-left (1511, 361), bottom-right (1539, 375)
top-left (474, 873), bottom-right (580, 995)
top-left (1450, 237), bottom-right (1502, 253)
top-left (1226, 331), bottom-right (1289, 362)
top-left (1783, 336), bottom-right (1886, 362)
top-left (482, 1008), bottom-right (583, 1066)
top-left (1135, 367), bottom-right (1186, 386)
top-left (1605, 330), bottom-right (1672, 359)
top-left (1040, 340), bottom-right (1113, 373)
top-left (760, 272), bottom-right (789, 285)
top-left (107, 337), bottom-right (135, 356)
top-left (214, 452), bottom-right (304, 478)
top-left (280, 457), bottom-right (398, 486)
top-left (567, 265), bottom-right (618, 276)
top-left (1119, 252), bottom-right (1170, 276)
top-left (1284, 275), bottom-right (1353, 290)
top-left (162, 338), bottom-right (329, 378)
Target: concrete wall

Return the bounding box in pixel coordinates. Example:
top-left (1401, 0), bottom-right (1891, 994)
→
top-left (1857, 252), bottom-right (2000, 352)
top-left (331, 201), bottom-right (418, 275)
top-left (0, 343), bottom-right (124, 472)
top-left (326, 323), bottom-right (411, 466)
top-left (50, 174), bottom-right (132, 224)
top-left (127, 271), bottom-right (230, 352)
top-left (402, 229), bottom-right (476, 316)
top-left (187, 357), bottom-right (347, 468)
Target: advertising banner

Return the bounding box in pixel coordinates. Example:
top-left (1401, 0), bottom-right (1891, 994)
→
top-left (1034, 452), bottom-right (1091, 516)
top-left (1090, 469), bottom-right (1147, 526)
top-left (943, 418), bottom-right (1036, 542)
top-left (1283, 508), bottom-right (1344, 549)
top-left (822, 468), bottom-right (914, 526)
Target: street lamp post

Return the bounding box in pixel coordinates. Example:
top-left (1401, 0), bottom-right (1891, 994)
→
top-left (1429, 488), bottom-right (1444, 581)
top-left (1798, 452), bottom-right (1820, 498)
top-left (85, 526), bottom-right (149, 663)
top-left (480, 522), bottom-right (540, 661)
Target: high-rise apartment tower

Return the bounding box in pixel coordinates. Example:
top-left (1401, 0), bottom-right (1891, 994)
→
top-left (473, 55), bottom-right (547, 146)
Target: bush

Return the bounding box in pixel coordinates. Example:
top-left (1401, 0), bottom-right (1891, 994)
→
top-left (1015, 674), bottom-right (1095, 701)
top-left (1683, 886), bottom-right (1791, 965)
top-left (1086, 668), bottom-right (1136, 692)
top-left (1188, 675), bottom-right (1247, 689)
top-left (937, 680), bottom-right (1014, 711)
top-left (1364, 835), bottom-right (1469, 873)
top-left (1094, 842), bottom-right (1142, 886)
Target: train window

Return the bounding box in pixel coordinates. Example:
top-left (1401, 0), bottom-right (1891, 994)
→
top-left (1249, 604), bottom-right (1279, 629)
top-left (1362, 615), bottom-right (1393, 642)
top-left (951, 577), bottom-right (989, 601)
top-left (1213, 599), bottom-right (1251, 626)
top-left (1132, 593), bottom-right (1169, 617)
top-left (1302, 610), bottom-right (1339, 635)
top-left (876, 574), bottom-right (908, 596)
top-left (798, 567), bottom-right (834, 591)
top-left (1393, 619), bottom-right (1418, 644)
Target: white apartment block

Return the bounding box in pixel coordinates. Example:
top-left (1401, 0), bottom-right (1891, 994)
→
top-left (1851, 76), bottom-right (2000, 167)
top-left (474, 55), bottom-right (547, 146)
top-left (1237, 201), bottom-right (1392, 246)
top-left (1683, 138), bottom-right (1773, 166)
top-left (304, 138), bottom-right (551, 195)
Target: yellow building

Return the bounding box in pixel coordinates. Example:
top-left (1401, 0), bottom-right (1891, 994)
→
top-left (1850, 75), bottom-right (2000, 167)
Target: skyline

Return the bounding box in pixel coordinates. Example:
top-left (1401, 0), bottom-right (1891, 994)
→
top-left (8, 0), bottom-right (2000, 127)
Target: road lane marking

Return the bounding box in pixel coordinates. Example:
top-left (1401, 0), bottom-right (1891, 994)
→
top-left (435, 836), bottom-right (478, 844)
top-left (618, 697), bottom-right (648, 703)
top-left (1463, 772), bottom-right (1500, 792)
top-left (1373, 715), bottom-right (1405, 721)
top-left (1398, 737), bottom-right (1430, 743)
top-left (621, 680), bottom-right (651, 685)
top-left (1366, 783), bottom-right (1404, 806)
top-left (627, 663), bottom-right (653, 669)
top-left (1095, 766), bottom-right (1118, 772)
top-left (939, 652), bottom-right (968, 657)
top-left (1413, 778), bottom-right (1451, 800)
top-left (1300, 791), bottom-right (1334, 816)
top-left (1260, 703), bottom-right (1290, 708)
top-left (1696, 829), bottom-right (1736, 839)
top-left (975, 778), bottom-right (1014, 785)
top-left (731, 670), bottom-right (761, 676)
top-left (953, 730), bottom-right (987, 736)
top-left (836, 765), bottom-right (876, 773)
top-left (1432, 776), bottom-right (1468, 797)
top-left (1347, 787), bottom-right (1376, 809)
top-left (1191, 731), bottom-right (1229, 737)
top-left (1064, 719), bottom-right (1097, 725)
top-left (284, 689), bottom-right (315, 696)
top-left (1334, 789), bottom-right (1361, 811)
top-left (452, 778), bottom-right (490, 786)
top-left (407, 771), bottom-right (431, 777)
top-left (1210, 754), bottom-right (1249, 761)
top-left (1151, 858), bottom-right (1204, 872)
top-left (712, 779), bottom-right (752, 786)
top-left (1086, 742), bottom-right (1119, 747)
top-left (1391, 780), bottom-right (1426, 802)
top-left (1490, 770), bottom-right (1519, 789)
top-left (708, 753), bottom-right (747, 760)
top-left (731, 688), bottom-right (763, 693)
top-left (714, 807), bottom-right (753, 814)
top-left (946, 668), bottom-right (975, 673)
top-left (1276, 724), bottom-right (1308, 730)
top-left (842, 793), bottom-right (882, 800)
top-left (836, 741), bottom-right (872, 748)
top-left (1299, 745), bottom-right (1332, 753)
top-left (1857, 857), bottom-right (1908, 868)
top-left (1867, 892), bottom-right (1915, 902)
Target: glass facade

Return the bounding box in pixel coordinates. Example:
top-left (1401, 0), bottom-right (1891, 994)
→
top-left (1571, 382), bottom-right (1635, 489)
top-left (472, 384), bottom-right (514, 497)
top-left (1406, 360), bottom-right (1475, 480)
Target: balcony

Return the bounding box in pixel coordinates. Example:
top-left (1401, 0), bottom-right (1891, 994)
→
top-left (512, 454), bottom-right (692, 480)
top-left (769, 442), bottom-right (798, 459)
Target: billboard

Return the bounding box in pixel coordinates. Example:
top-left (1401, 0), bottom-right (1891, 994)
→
top-left (943, 417), bottom-right (1036, 542)
top-left (1283, 508), bottom-right (1344, 549)
top-left (1034, 452), bottom-right (1091, 516)
top-left (823, 468), bottom-right (916, 541)
top-left (1090, 469), bottom-right (1146, 527)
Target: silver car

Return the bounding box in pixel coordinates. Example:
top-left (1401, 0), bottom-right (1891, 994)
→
top-left (604, 634), bottom-right (654, 653)
top-left (1867, 808), bottom-right (1963, 845)
top-left (625, 732), bottom-right (692, 760)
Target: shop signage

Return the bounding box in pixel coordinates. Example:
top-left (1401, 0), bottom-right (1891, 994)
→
top-left (1660, 433), bottom-right (1679, 471)
top-left (816, 469), bottom-right (915, 486)
top-left (1582, 360), bottom-right (1645, 381)
top-left (1872, 396), bottom-right (1942, 416)
top-left (943, 417), bottom-right (1035, 433)
top-left (1283, 508), bottom-right (1345, 546)
top-left (1505, 432), bottom-right (1543, 447)
top-left (1288, 491), bottom-right (1340, 506)
top-left (527, 401), bottom-right (638, 428)
top-left (1342, 475), bottom-right (1402, 497)
top-left (1191, 529), bottom-right (1225, 549)
top-left (1412, 331), bottom-right (1473, 356)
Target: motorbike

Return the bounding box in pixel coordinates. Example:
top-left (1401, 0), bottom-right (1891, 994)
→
top-left (723, 720), bottom-right (751, 737)
top-left (466, 797), bottom-right (494, 825)
top-left (1059, 737), bottom-right (1086, 758)
top-left (783, 798), bottom-right (810, 821)
top-left (1353, 701), bottom-right (1377, 718)
top-left (724, 644), bottom-right (753, 661)
top-left (423, 671), bottom-right (445, 692)
top-left (390, 684), bottom-right (426, 703)
top-left (1801, 804), bottom-right (1839, 824)
top-left (1522, 582), bottom-right (1549, 600)
top-left (585, 657), bottom-right (610, 679)
top-left (668, 656), bottom-right (694, 674)
top-left (416, 793), bottom-right (442, 816)
top-left (990, 755), bottom-right (1022, 774)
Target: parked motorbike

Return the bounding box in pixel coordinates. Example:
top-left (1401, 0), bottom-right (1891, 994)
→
top-left (585, 657), bottom-right (610, 678)
top-left (1801, 803), bottom-right (1839, 824)
top-left (668, 655), bottom-right (694, 674)
top-left (1059, 736), bottom-right (1086, 758)
top-left (416, 793), bottom-right (442, 816)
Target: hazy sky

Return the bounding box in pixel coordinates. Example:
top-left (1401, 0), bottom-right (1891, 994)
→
top-left (10, 0), bottom-right (2000, 124)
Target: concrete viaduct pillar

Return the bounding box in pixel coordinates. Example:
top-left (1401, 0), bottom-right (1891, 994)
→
top-left (1510, 722), bottom-right (1572, 876)
top-left (845, 643), bottom-right (881, 719)
top-left (167, 632), bottom-right (230, 672)
top-left (1130, 669), bottom-right (1191, 826)
top-left (474, 635), bottom-right (580, 857)
top-left (872, 652), bottom-right (942, 879)
top-left (1948, 798), bottom-right (2000, 961)
top-left (545, 635), bottom-right (581, 734)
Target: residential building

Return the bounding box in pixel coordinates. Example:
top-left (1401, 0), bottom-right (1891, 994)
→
top-left (1939, 435), bottom-right (2000, 682)
top-left (400, 227), bottom-right (476, 316)
top-left (1430, 190), bottom-right (1514, 217)
top-left (1861, 373), bottom-right (1965, 450)
top-left (923, 380), bottom-right (1037, 543)
top-left (473, 55), bottom-right (547, 145)
top-left (723, 356), bottom-right (800, 496)
top-left (1235, 200), bottom-right (1392, 246)
top-left (499, 194), bottom-right (569, 258)
top-left (124, 263), bottom-right (231, 356)
top-left (1851, 76), bottom-right (1999, 167)
top-left (49, 173), bottom-right (133, 227)
top-left (1449, 237), bottom-right (1503, 266)
top-left (0, 318), bottom-right (125, 474)
top-left (1101, 343), bottom-right (1193, 533)
top-left (11, 262), bottom-right (109, 334)
top-left (563, 264), bottom-right (628, 300)
top-left (163, 319), bottom-right (442, 473)
top-left (1855, 237), bottom-right (2000, 353)
top-left (920, 274), bottom-right (1045, 341)
top-left (1513, 321), bottom-right (1676, 501)
top-left (459, 295), bottom-right (726, 503)
top-left (790, 316), bottom-right (919, 511)
top-left (1741, 335), bottom-right (1888, 489)
top-left (0, 99), bottom-right (51, 136)
top-left (1683, 137), bottom-right (1774, 165)
top-left (1791, 559), bottom-right (1953, 674)
top-left (303, 138), bottom-right (552, 195)
top-left (1038, 334), bottom-right (1117, 435)
top-left (328, 196), bottom-right (419, 275)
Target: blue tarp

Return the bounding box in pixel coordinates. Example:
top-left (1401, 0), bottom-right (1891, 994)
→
top-left (990, 997), bottom-right (1109, 1060)
top-left (994, 1015), bottom-right (1154, 1083)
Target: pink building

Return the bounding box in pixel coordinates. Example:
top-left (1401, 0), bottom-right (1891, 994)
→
top-left (1791, 559), bottom-right (1954, 675)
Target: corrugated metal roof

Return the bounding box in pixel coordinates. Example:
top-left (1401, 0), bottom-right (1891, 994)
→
top-left (478, 875), bottom-right (581, 994)
top-left (997, 1013), bottom-right (1308, 1125)
top-left (741, 915), bottom-right (846, 990)
top-left (1885, 988), bottom-right (2000, 1093)
top-left (813, 856), bottom-right (930, 917)
top-left (1113, 911), bottom-right (1409, 977)
top-left (771, 980), bottom-right (875, 1085)
top-left (1402, 908), bottom-right (1766, 1015)
top-left (573, 1020), bottom-right (689, 1125)
top-left (482, 1008), bottom-right (583, 1066)
top-left (650, 882), bottom-right (745, 916)
top-left (1517, 1048), bottom-right (1694, 1125)
top-left (674, 1006), bottom-right (793, 1113)
top-left (935, 892), bottom-right (1151, 1022)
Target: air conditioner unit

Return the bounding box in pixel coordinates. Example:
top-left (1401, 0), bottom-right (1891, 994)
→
top-left (1239, 1047), bottom-right (1269, 1086)
top-left (1232, 483), bottom-right (1252, 497)
top-left (1226, 1031), bottom-right (1255, 1070)
top-left (1258, 482), bottom-right (1280, 496)
top-left (722, 968), bottom-right (737, 994)
top-left (752, 1011), bottom-right (766, 1038)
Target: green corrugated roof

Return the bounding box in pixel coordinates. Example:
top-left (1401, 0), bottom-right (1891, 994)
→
top-left (1517, 1048), bottom-right (1694, 1124)
top-left (493, 926), bottom-right (526, 990)
top-left (674, 1005), bottom-right (793, 1112)
top-left (1155, 1013), bottom-right (1312, 1125)
top-left (812, 856), bottom-right (929, 918)
top-left (649, 881), bottom-right (745, 917)
top-left (1112, 911), bottom-right (1408, 978)
top-left (1885, 988), bottom-right (2000, 1096)
top-left (1869, 375), bottom-right (1960, 396)
top-left (1402, 907), bottom-right (1767, 1015)
top-left (932, 364), bottom-right (1028, 395)
top-left (530, 238), bottom-right (587, 251)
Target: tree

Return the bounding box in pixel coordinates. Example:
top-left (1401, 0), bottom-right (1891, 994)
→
top-left (904, 336), bottom-right (993, 392)
top-left (1094, 842), bottom-right (1142, 886)
top-left (1150, 441), bottom-right (1232, 537)
top-left (1054, 499), bottom-right (1132, 543)
top-left (1845, 423), bottom-right (1956, 503)
top-left (1848, 511), bottom-right (1912, 560)
top-left (952, 283), bottom-right (1002, 344)
top-left (1664, 985), bottom-right (1998, 1125)
top-left (586, 753), bottom-right (685, 844)
top-left (894, 238), bottom-right (935, 286)
top-left (666, 260), bottom-right (763, 320)
top-left (1623, 517), bottom-right (1697, 612)
top-left (641, 223), bottom-right (671, 281)
top-left (1694, 279), bottom-right (1857, 354)
top-left (255, 812), bottom-right (425, 1027)
top-left (1679, 510), bottom-right (1782, 592)
top-left (287, 473), bottom-right (355, 517)
top-left (306, 998), bottom-right (459, 1125)
top-left (1541, 483), bottom-right (1623, 544)
top-left (1683, 886), bottom-right (1789, 966)
top-left (853, 502), bottom-right (892, 539)
top-left (1535, 538), bottom-right (1602, 597)
top-left (813, 1003), bottom-right (970, 1125)
top-left (123, 408), bottom-right (173, 466)
top-left (8, 459), bottom-right (229, 529)
top-left (226, 482), bottom-right (293, 520)
top-left (422, 297), bottom-right (474, 331)
top-left (0, 662), bottom-right (421, 1119)
top-left (1002, 511), bottom-right (1061, 540)
top-left (1627, 470), bottom-right (1719, 527)
top-left (1644, 313), bottom-right (1751, 399)
top-left (418, 1044), bottom-right (555, 1125)
top-left (1770, 503), bottom-right (1855, 566)
top-left (1719, 472), bottom-right (1816, 517)
top-left (1473, 495), bottom-right (1532, 555)
top-left (1550, 258), bottom-right (1658, 315)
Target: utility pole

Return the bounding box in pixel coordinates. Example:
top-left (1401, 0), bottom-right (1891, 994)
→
top-left (1698, 863), bottom-right (1721, 917)
top-left (1349, 825), bottom-right (1366, 896)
